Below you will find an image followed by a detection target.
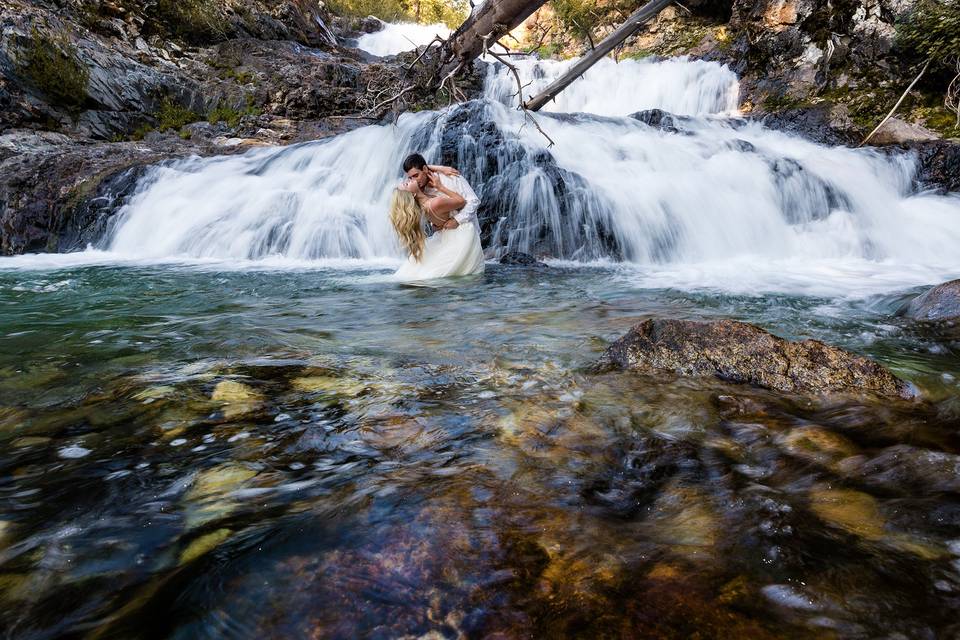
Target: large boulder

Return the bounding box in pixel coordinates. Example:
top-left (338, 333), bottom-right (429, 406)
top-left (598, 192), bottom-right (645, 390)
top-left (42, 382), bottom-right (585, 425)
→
top-left (903, 279), bottom-right (960, 322)
top-left (595, 318), bottom-right (915, 399)
top-left (429, 101), bottom-right (622, 261)
top-left (867, 117), bottom-right (941, 145)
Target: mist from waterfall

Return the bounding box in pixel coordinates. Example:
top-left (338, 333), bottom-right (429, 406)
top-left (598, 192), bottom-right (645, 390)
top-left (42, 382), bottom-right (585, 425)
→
top-left (97, 49), bottom-right (960, 296)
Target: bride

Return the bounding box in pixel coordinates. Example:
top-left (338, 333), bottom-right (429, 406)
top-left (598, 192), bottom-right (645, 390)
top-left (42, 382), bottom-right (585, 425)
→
top-left (389, 167), bottom-right (485, 281)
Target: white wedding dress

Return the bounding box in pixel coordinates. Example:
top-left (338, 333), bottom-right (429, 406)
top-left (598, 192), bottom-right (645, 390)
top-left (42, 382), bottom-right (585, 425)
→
top-left (393, 222), bottom-right (485, 281)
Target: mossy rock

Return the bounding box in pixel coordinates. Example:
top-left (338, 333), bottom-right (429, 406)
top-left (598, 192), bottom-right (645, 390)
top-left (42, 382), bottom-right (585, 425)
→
top-left (20, 28), bottom-right (89, 113)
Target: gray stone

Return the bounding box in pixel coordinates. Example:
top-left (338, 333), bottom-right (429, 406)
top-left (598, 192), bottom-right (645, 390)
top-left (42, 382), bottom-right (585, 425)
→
top-left (904, 279), bottom-right (960, 322)
top-left (868, 117), bottom-right (941, 145)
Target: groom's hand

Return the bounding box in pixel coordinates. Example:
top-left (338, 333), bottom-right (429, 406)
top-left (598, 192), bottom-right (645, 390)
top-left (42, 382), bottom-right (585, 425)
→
top-left (443, 219), bottom-right (460, 230)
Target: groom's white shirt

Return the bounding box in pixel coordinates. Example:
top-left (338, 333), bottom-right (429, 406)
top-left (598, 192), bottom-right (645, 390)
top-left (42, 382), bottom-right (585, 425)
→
top-left (430, 174), bottom-right (480, 226)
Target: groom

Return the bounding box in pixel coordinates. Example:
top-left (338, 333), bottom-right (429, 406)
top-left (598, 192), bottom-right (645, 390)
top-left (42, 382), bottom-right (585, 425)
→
top-left (402, 153), bottom-right (480, 232)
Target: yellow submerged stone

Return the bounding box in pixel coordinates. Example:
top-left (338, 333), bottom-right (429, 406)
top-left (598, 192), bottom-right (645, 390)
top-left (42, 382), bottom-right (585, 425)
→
top-left (188, 463), bottom-right (258, 500)
top-left (809, 487), bottom-right (885, 540)
top-left (211, 380), bottom-right (264, 418)
top-left (290, 376), bottom-right (368, 397)
top-left (179, 528), bottom-right (232, 565)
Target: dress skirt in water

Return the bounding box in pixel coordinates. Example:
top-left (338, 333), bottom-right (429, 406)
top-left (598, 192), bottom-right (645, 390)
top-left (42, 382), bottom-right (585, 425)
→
top-left (393, 222), bottom-right (485, 281)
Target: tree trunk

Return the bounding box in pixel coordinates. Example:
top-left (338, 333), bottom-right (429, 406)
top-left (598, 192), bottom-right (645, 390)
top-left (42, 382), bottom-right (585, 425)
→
top-left (524, 0), bottom-right (674, 112)
top-left (440, 0), bottom-right (548, 74)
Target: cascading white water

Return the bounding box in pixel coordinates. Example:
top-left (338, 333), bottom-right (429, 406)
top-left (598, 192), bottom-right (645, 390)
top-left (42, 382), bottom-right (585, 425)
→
top-left (104, 47), bottom-right (960, 293)
top-left (484, 55), bottom-right (740, 116)
top-left (355, 22), bottom-right (451, 57)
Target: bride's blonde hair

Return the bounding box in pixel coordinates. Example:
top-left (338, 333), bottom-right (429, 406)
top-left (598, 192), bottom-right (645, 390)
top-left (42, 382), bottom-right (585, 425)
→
top-left (389, 189), bottom-right (426, 262)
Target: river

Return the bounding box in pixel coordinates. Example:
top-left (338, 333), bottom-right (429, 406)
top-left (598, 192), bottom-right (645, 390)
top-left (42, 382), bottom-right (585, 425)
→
top-left (1, 23), bottom-right (960, 639)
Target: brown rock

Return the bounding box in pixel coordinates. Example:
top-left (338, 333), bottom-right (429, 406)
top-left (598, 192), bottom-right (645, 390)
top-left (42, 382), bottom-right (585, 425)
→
top-left (595, 318), bottom-right (915, 399)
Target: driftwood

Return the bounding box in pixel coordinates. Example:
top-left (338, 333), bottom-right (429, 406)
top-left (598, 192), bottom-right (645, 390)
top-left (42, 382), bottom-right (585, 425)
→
top-left (524, 0), bottom-right (674, 112)
top-left (359, 0), bottom-right (548, 119)
top-left (438, 0), bottom-right (548, 77)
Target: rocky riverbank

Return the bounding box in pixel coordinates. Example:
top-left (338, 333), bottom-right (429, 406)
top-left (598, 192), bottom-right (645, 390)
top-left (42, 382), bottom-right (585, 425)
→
top-left (0, 0), bottom-right (487, 255)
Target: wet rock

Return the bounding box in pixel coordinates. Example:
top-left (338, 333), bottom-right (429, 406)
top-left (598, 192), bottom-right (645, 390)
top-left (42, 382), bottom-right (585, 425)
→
top-left (867, 117), bottom-right (940, 145)
top-left (185, 463), bottom-right (259, 528)
top-left (903, 279), bottom-right (960, 322)
top-left (12, 436), bottom-right (51, 448)
top-left (584, 432), bottom-right (702, 518)
top-left (498, 251), bottom-right (544, 266)
top-left (179, 528), bottom-right (232, 565)
top-left (808, 487), bottom-right (886, 541)
top-left (188, 463), bottom-right (258, 499)
top-left (911, 141), bottom-right (960, 193)
top-left (290, 375), bottom-right (367, 397)
top-left (630, 108), bottom-right (689, 133)
top-left (432, 100), bottom-right (621, 260)
top-left (595, 318), bottom-right (915, 399)
top-left (648, 485), bottom-right (719, 556)
top-left (777, 426), bottom-right (859, 469)
top-left (752, 105), bottom-right (859, 146)
top-left (838, 445), bottom-right (960, 494)
top-left (211, 380), bottom-right (264, 417)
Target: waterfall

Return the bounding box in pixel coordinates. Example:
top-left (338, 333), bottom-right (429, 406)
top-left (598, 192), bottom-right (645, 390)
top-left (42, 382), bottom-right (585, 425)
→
top-left (355, 22), bottom-right (451, 57)
top-left (484, 55), bottom-right (740, 116)
top-left (103, 50), bottom-right (960, 290)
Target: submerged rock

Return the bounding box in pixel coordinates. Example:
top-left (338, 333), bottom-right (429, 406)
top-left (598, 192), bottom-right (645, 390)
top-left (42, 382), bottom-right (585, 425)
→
top-left (777, 426), bottom-right (859, 469)
top-left (808, 487), bottom-right (886, 541)
top-left (595, 318), bottom-right (915, 399)
top-left (903, 279), bottom-right (960, 322)
top-left (838, 445), bottom-right (960, 494)
top-left (211, 380), bottom-right (264, 417)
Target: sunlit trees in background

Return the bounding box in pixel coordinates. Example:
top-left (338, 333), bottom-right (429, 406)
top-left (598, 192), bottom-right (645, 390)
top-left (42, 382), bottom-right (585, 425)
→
top-left (326, 0), bottom-right (470, 28)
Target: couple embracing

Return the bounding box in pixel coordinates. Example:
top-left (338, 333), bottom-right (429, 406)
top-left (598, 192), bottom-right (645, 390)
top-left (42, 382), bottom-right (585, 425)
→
top-left (389, 153), bottom-right (485, 281)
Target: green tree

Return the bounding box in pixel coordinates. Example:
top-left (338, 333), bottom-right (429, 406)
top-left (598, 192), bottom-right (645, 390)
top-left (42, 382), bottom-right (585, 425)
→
top-left (897, 0), bottom-right (960, 126)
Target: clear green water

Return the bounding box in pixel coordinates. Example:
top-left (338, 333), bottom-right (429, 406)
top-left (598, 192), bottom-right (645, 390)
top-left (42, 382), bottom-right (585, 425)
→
top-left (1, 263), bottom-right (959, 639)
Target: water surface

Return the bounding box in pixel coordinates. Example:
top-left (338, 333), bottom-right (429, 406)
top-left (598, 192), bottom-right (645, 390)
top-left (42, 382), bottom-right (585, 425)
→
top-left (2, 263), bottom-right (959, 638)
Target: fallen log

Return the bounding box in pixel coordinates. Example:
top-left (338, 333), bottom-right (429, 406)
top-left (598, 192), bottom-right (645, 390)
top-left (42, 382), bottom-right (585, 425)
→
top-left (524, 0), bottom-right (674, 112)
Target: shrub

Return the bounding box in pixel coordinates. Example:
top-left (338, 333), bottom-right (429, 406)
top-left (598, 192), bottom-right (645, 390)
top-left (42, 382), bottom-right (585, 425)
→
top-left (326, 0), bottom-right (468, 28)
top-left (208, 98), bottom-right (261, 128)
top-left (20, 28), bottom-right (89, 112)
top-left (153, 0), bottom-right (227, 44)
top-left (897, 0), bottom-right (960, 68)
top-left (897, 0), bottom-right (960, 127)
top-left (156, 97), bottom-right (201, 131)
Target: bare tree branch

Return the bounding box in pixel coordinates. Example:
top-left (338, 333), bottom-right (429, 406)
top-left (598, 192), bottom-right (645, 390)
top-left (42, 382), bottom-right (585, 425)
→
top-left (861, 58), bottom-right (931, 146)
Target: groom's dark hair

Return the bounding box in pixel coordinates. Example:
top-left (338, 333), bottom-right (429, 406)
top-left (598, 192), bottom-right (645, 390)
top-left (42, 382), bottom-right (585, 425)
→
top-left (402, 153), bottom-right (427, 172)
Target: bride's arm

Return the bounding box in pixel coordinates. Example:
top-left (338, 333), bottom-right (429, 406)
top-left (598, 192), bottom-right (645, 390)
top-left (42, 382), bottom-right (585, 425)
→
top-left (428, 165), bottom-right (460, 177)
top-left (425, 184), bottom-right (466, 217)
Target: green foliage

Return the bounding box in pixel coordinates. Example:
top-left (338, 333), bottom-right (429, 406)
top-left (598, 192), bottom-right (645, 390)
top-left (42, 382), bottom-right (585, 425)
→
top-left (897, 0), bottom-right (960, 68)
top-left (208, 98), bottom-right (261, 128)
top-left (20, 28), bottom-right (89, 112)
top-left (326, 0), bottom-right (468, 28)
top-left (552, 0), bottom-right (603, 42)
top-left (156, 97), bottom-right (201, 131)
top-left (414, 0), bottom-right (470, 28)
top-left (153, 0), bottom-right (227, 43)
top-left (222, 67), bottom-right (255, 84)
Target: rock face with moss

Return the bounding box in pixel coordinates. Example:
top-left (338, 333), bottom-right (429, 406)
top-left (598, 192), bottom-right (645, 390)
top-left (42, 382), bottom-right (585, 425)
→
top-left (595, 318), bottom-right (915, 399)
